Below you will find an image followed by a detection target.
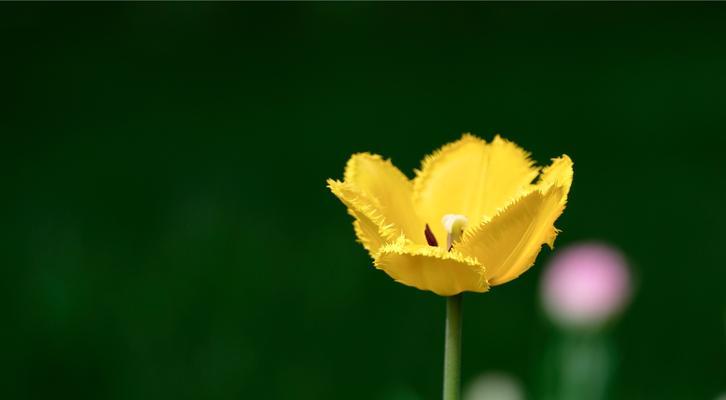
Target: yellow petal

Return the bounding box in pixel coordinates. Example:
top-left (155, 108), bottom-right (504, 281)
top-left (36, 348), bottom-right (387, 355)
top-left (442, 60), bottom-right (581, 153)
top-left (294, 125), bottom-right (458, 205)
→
top-left (537, 155), bottom-right (573, 193)
top-left (374, 237), bottom-right (488, 296)
top-left (343, 153), bottom-right (425, 243)
top-left (327, 179), bottom-right (397, 255)
top-left (456, 170), bottom-right (572, 286)
top-left (413, 134), bottom-right (540, 246)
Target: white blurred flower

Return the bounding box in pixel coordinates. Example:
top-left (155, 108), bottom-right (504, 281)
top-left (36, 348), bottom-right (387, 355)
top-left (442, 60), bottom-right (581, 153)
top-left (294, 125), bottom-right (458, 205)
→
top-left (541, 242), bottom-right (632, 329)
top-left (464, 372), bottom-right (525, 400)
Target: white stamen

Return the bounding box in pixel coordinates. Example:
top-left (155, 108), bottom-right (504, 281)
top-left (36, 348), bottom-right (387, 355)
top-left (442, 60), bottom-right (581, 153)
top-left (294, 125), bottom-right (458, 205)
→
top-left (441, 214), bottom-right (468, 250)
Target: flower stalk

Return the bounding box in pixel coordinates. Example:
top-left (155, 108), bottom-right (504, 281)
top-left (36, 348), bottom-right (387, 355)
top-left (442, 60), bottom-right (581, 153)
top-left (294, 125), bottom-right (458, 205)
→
top-left (443, 293), bottom-right (463, 400)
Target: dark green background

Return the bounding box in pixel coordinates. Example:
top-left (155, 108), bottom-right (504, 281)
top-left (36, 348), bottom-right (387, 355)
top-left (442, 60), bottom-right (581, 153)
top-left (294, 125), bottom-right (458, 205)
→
top-left (2, 3), bottom-right (725, 399)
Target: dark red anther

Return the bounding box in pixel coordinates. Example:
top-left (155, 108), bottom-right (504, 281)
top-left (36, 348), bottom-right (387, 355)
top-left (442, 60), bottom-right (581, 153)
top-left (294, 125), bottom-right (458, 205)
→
top-left (424, 224), bottom-right (439, 247)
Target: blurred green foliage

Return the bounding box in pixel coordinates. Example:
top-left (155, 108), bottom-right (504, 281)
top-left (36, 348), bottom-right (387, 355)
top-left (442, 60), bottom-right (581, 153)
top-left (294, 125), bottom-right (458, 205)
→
top-left (2, 3), bottom-right (725, 399)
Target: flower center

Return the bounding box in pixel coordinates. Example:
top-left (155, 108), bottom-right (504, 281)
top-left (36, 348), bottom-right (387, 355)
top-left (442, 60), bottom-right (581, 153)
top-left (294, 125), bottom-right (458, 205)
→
top-left (441, 214), bottom-right (468, 251)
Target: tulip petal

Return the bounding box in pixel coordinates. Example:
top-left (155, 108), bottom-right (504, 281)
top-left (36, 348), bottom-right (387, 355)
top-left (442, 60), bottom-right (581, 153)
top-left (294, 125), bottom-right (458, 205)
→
top-left (327, 180), bottom-right (397, 255)
top-left (538, 155), bottom-right (573, 193)
top-left (413, 134), bottom-right (539, 245)
top-left (374, 237), bottom-right (488, 296)
top-left (456, 161), bottom-right (572, 286)
top-left (343, 153), bottom-right (425, 243)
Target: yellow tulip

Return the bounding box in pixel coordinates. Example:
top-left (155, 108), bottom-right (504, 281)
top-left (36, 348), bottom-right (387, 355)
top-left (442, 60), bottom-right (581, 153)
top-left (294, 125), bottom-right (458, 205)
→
top-left (327, 134), bottom-right (573, 296)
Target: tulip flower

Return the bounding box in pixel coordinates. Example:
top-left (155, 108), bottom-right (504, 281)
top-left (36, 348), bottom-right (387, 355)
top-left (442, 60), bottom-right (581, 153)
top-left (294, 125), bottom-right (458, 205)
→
top-left (327, 134), bottom-right (574, 400)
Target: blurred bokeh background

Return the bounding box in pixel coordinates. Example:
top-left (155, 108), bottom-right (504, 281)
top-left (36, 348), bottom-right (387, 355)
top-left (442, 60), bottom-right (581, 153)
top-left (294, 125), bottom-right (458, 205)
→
top-left (2, 3), bottom-right (725, 399)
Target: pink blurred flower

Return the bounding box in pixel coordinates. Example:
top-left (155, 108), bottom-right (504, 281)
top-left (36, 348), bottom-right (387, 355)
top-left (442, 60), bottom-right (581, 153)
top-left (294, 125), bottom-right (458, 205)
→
top-left (541, 242), bottom-right (632, 329)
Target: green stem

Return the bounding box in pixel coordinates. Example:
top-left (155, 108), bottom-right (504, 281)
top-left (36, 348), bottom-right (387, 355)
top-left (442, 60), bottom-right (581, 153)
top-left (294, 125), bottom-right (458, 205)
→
top-left (443, 294), bottom-right (463, 400)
